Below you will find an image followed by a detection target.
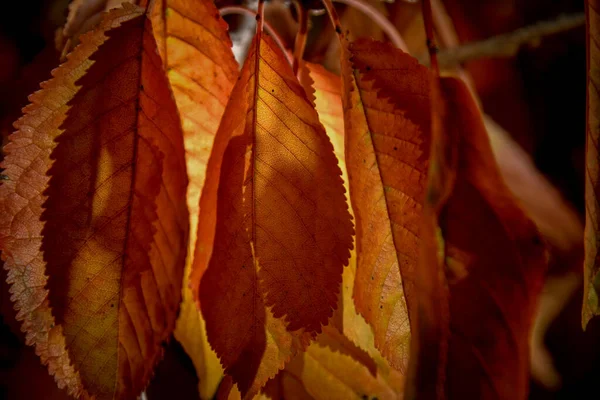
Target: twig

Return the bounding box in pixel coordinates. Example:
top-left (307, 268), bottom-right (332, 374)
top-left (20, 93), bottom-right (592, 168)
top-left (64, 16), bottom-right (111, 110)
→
top-left (428, 12), bottom-right (585, 68)
top-left (430, 0), bottom-right (478, 99)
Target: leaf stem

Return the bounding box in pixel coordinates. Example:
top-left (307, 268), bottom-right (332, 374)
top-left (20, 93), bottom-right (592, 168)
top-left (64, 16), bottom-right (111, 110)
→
top-left (219, 6), bottom-right (293, 66)
top-left (321, 0), bottom-right (344, 41)
top-left (292, 1), bottom-right (309, 76)
top-left (257, 0), bottom-right (265, 33)
top-left (332, 0), bottom-right (408, 51)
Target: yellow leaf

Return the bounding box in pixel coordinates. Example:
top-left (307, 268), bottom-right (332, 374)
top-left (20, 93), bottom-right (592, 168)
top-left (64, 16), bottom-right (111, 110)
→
top-left (148, 1), bottom-right (240, 397)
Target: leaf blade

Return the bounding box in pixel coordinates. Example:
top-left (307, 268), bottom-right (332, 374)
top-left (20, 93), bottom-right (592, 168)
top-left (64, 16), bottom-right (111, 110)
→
top-left (0, 5), bottom-right (148, 398)
top-left (1, 5), bottom-right (189, 398)
top-left (192, 30), bottom-right (353, 396)
top-left (148, 1), bottom-right (240, 397)
top-left (341, 38), bottom-right (431, 371)
top-left (409, 76), bottom-right (547, 399)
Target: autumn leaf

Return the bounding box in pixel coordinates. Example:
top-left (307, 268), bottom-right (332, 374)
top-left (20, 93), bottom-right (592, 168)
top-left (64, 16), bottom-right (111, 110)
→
top-left (217, 372), bottom-right (309, 400)
top-left (486, 116), bottom-right (583, 388)
top-left (147, 0), bottom-right (240, 397)
top-left (0, 5), bottom-right (140, 398)
top-left (304, 63), bottom-right (347, 187)
top-left (190, 10), bottom-right (353, 395)
top-left (330, 249), bottom-right (405, 391)
top-left (409, 75), bottom-right (547, 399)
top-left (306, 61), bottom-right (405, 389)
top-left (221, 307), bottom-right (401, 400)
top-left (339, 38), bottom-right (430, 372)
top-left (280, 252), bottom-right (405, 400)
top-left (0, 268), bottom-right (70, 400)
top-left (56, 0), bottom-right (137, 57)
top-left (584, 0), bottom-right (600, 328)
top-left (273, 61), bottom-right (406, 400)
top-left (0, 4), bottom-right (189, 398)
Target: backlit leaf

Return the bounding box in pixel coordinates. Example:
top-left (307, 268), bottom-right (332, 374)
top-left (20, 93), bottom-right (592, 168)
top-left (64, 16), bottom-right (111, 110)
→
top-left (281, 252), bottom-right (404, 400)
top-left (306, 63), bottom-right (404, 392)
top-left (1, 5), bottom-right (141, 398)
top-left (191, 23), bottom-right (353, 396)
top-left (340, 38), bottom-right (430, 371)
top-left (148, 1), bottom-right (239, 397)
top-left (284, 60), bottom-right (407, 398)
top-left (283, 327), bottom-right (401, 400)
top-left (1, 4), bottom-right (189, 398)
top-left (304, 63), bottom-right (347, 187)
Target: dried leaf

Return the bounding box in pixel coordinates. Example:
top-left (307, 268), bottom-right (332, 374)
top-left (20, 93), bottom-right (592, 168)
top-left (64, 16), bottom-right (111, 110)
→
top-left (584, 0), bottom-right (600, 327)
top-left (147, 1), bottom-right (240, 397)
top-left (340, 38), bottom-right (430, 371)
top-left (191, 27), bottom-right (353, 396)
top-left (1, 4), bottom-right (189, 399)
top-left (410, 76), bottom-right (547, 399)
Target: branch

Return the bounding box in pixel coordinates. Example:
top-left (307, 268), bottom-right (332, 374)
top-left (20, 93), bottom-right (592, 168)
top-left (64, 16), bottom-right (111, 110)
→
top-left (424, 12), bottom-right (584, 68)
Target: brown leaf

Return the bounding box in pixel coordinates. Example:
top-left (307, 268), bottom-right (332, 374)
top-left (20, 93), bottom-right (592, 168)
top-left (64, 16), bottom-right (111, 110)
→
top-left (584, 0), bottom-right (600, 327)
top-left (306, 62), bottom-right (406, 393)
top-left (410, 76), bottom-right (547, 399)
top-left (1, 4), bottom-right (189, 399)
top-left (485, 116), bottom-right (583, 389)
top-left (191, 24), bottom-right (353, 395)
top-left (340, 38), bottom-right (430, 372)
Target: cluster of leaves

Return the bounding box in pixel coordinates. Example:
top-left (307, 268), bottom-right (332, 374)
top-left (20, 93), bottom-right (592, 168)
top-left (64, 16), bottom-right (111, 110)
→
top-left (0, 0), bottom-right (597, 399)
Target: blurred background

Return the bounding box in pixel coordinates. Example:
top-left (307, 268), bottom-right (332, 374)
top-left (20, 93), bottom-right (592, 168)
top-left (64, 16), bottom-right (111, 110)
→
top-left (0, 0), bottom-right (597, 398)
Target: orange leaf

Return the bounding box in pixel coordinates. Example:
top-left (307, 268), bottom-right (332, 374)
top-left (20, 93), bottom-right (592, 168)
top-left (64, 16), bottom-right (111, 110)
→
top-left (304, 63), bottom-right (347, 186)
top-left (147, 1), bottom-right (239, 397)
top-left (284, 249), bottom-right (405, 398)
top-left (150, 0), bottom-right (238, 224)
top-left (584, 0), bottom-right (600, 327)
top-left (329, 250), bottom-right (405, 392)
top-left (1, 5), bottom-right (140, 398)
top-left (306, 63), bottom-right (407, 392)
top-left (191, 26), bottom-right (353, 395)
top-left (340, 38), bottom-right (430, 371)
top-left (1, 4), bottom-right (189, 399)
top-left (410, 76), bottom-right (547, 399)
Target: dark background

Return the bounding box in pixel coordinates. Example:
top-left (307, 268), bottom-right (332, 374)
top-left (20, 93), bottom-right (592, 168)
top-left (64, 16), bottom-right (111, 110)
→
top-left (0, 0), bottom-right (597, 398)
